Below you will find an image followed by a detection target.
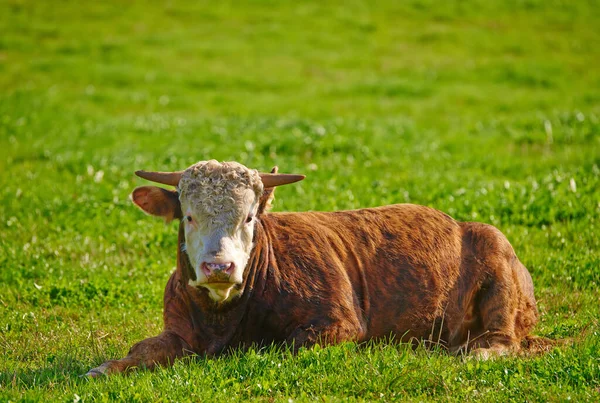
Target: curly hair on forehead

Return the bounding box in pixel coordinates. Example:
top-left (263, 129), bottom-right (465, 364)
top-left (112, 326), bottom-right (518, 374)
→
top-left (177, 160), bottom-right (264, 220)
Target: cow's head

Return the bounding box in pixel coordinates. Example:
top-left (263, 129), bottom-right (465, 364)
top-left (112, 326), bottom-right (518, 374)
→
top-left (131, 160), bottom-right (304, 303)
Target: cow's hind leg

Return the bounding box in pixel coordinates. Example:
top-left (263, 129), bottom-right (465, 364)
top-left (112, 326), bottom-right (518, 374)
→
top-left (468, 276), bottom-right (519, 359)
top-left (86, 331), bottom-right (192, 377)
top-left (452, 223), bottom-right (540, 359)
top-left (468, 257), bottom-right (536, 359)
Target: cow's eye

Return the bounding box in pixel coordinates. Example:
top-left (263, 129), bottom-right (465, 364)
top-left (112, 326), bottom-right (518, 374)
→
top-left (186, 216), bottom-right (193, 222)
top-left (245, 214), bottom-right (253, 224)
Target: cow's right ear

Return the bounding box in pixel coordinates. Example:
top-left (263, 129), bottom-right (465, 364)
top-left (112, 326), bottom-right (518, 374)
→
top-left (131, 186), bottom-right (182, 223)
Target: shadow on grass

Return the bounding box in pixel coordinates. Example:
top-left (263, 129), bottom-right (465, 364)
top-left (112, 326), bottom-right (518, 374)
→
top-left (0, 356), bottom-right (103, 390)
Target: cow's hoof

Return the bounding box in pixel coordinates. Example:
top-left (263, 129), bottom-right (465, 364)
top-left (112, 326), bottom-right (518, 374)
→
top-left (84, 362), bottom-right (113, 377)
top-left (469, 348), bottom-right (492, 360)
top-left (469, 346), bottom-right (509, 360)
top-left (85, 368), bottom-right (106, 378)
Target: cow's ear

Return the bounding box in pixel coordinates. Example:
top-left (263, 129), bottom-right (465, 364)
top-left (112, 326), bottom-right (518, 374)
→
top-left (131, 186), bottom-right (182, 223)
top-left (258, 187), bottom-right (276, 215)
top-left (258, 166), bottom-right (277, 215)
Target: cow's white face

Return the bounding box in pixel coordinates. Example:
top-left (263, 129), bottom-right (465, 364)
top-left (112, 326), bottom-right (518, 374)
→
top-left (178, 161), bottom-right (263, 303)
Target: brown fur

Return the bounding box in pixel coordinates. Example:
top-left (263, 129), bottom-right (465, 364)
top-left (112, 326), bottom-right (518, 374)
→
top-left (87, 190), bottom-right (543, 376)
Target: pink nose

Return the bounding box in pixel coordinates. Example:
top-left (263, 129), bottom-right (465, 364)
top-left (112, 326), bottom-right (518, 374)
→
top-left (202, 262), bottom-right (234, 277)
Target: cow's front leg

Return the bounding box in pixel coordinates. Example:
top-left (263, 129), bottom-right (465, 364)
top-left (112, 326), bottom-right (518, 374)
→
top-left (287, 320), bottom-right (362, 352)
top-left (86, 331), bottom-right (192, 377)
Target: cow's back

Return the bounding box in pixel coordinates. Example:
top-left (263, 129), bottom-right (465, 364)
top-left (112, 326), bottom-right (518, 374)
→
top-left (261, 204), bottom-right (464, 341)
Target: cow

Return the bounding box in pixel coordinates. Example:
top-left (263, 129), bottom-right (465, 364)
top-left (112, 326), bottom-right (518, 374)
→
top-left (86, 160), bottom-right (543, 376)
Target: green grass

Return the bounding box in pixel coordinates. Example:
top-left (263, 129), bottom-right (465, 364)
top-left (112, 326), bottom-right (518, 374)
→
top-left (1, 0), bottom-right (599, 401)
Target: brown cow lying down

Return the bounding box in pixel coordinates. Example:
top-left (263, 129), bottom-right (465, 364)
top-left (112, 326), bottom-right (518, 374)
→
top-left (87, 160), bottom-right (541, 376)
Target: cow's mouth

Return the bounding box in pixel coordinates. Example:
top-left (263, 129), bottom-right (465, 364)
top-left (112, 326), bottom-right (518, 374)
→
top-left (205, 282), bottom-right (235, 290)
top-left (200, 281), bottom-right (240, 303)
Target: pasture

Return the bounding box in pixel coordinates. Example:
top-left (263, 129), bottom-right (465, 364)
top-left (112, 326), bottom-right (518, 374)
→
top-left (1, 0), bottom-right (599, 401)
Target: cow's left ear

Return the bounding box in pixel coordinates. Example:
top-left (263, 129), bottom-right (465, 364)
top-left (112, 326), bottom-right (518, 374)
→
top-left (131, 186), bottom-right (182, 223)
top-left (258, 166), bottom-right (278, 215)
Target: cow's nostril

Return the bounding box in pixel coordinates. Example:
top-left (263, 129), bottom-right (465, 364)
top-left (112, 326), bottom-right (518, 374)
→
top-left (207, 262), bottom-right (232, 271)
top-left (202, 262), bottom-right (234, 277)
top-left (224, 263), bottom-right (234, 275)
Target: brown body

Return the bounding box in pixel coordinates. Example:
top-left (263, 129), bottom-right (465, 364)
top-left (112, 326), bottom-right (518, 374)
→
top-left (88, 203), bottom-right (538, 375)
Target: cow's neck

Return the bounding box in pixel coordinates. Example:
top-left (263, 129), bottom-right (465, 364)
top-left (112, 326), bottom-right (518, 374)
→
top-left (176, 223), bottom-right (196, 284)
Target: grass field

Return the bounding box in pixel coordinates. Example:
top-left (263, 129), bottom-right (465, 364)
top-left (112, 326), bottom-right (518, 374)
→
top-left (1, 0), bottom-right (599, 401)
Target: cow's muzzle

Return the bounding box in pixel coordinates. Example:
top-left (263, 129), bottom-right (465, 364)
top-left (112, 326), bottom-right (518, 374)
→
top-left (202, 262), bottom-right (235, 278)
